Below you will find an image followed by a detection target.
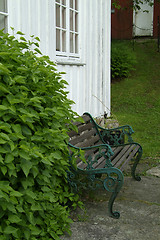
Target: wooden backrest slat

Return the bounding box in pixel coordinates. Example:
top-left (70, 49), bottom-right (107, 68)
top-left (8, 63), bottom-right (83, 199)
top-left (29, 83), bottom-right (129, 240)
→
top-left (70, 128), bottom-right (97, 146)
top-left (68, 130), bottom-right (78, 138)
top-left (81, 114), bottom-right (91, 122)
top-left (75, 135), bottom-right (102, 148)
top-left (78, 122), bottom-right (93, 134)
top-left (68, 122), bottom-right (93, 138)
top-left (68, 114), bottom-right (105, 160)
top-left (72, 115), bottom-right (90, 126)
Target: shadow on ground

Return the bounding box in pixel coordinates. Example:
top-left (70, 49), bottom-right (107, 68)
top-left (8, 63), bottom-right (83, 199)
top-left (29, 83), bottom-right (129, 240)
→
top-left (61, 166), bottom-right (160, 240)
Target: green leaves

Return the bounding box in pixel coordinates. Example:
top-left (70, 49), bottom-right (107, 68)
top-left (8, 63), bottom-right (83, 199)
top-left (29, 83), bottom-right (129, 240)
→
top-left (20, 158), bottom-right (32, 177)
top-left (17, 31), bottom-right (25, 35)
top-left (0, 29), bottom-right (79, 240)
top-left (10, 190), bottom-right (23, 197)
top-left (5, 153), bottom-right (14, 163)
top-left (4, 226), bottom-right (17, 234)
top-left (34, 48), bottom-right (42, 55)
top-left (111, 42), bottom-right (137, 81)
top-left (0, 83), bottom-right (11, 94)
top-left (0, 63), bottom-right (10, 75)
top-left (8, 214), bottom-right (22, 223)
top-left (0, 105), bottom-right (8, 111)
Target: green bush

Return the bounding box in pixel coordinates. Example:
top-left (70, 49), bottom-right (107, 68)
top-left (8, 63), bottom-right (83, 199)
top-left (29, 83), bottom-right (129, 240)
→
top-left (0, 30), bottom-right (80, 239)
top-left (111, 41), bottom-right (136, 81)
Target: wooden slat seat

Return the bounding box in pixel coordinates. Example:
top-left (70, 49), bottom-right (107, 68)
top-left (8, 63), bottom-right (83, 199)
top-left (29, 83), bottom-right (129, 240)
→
top-left (67, 112), bottom-right (143, 219)
top-left (75, 144), bottom-right (140, 171)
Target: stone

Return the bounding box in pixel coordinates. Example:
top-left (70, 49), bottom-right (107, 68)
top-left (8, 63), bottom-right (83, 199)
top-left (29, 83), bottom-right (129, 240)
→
top-left (95, 117), bottom-right (119, 129)
top-left (146, 165), bottom-right (160, 177)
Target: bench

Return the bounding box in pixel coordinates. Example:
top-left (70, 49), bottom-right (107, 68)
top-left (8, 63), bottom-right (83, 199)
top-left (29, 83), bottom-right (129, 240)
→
top-left (67, 112), bottom-right (143, 219)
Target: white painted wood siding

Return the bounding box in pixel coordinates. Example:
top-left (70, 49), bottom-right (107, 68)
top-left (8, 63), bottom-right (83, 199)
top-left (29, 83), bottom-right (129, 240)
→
top-left (7, 0), bottom-right (111, 117)
top-left (8, 0), bottom-right (56, 60)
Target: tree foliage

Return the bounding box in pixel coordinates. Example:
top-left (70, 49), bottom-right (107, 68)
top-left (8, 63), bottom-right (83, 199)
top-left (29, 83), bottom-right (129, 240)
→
top-left (112, 0), bottom-right (158, 10)
top-left (0, 29), bottom-right (80, 239)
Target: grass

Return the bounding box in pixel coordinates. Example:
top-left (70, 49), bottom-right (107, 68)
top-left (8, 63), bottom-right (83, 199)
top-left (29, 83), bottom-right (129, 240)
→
top-left (111, 40), bottom-right (160, 162)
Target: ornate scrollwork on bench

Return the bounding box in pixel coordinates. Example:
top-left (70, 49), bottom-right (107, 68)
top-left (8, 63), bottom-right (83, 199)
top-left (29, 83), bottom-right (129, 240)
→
top-left (67, 112), bottom-right (142, 219)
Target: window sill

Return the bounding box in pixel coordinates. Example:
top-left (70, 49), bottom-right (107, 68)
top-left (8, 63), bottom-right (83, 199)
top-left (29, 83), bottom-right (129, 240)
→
top-left (56, 55), bottom-right (86, 66)
top-left (56, 61), bottom-right (86, 66)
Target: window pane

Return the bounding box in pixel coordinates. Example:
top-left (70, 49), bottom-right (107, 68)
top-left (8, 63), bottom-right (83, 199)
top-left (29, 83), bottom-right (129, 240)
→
top-left (56, 29), bottom-right (60, 51)
top-left (75, 12), bottom-right (78, 32)
top-left (0, 15), bottom-right (5, 30)
top-left (62, 0), bottom-right (66, 5)
top-left (70, 10), bottom-right (73, 31)
top-left (56, 4), bottom-right (60, 27)
top-left (0, 0), bottom-right (5, 12)
top-left (62, 31), bottom-right (66, 52)
top-left (0, 1), bottom-right (7, 32)
top-left (70, 0), bottom-right (73, 9)
top-left (75, 34), bottom-right (78, 53)
top-left (62, 7), bottom-right (66, 29)
top-left (75, 0), bottom-right (78, 11)
top-left (56, 0), bottom-right (60, 3)
top-left (70, 33), bottom-right (74, 53)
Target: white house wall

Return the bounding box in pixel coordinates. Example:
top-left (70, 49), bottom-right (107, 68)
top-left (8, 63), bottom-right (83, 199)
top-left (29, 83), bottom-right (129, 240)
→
top-left (7, 0), bottom-right (56, 60)
top-left (7, 0), bottom-right (111, 117)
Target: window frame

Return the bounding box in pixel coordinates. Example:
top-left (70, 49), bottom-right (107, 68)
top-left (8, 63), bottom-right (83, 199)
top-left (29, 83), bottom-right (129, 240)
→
top-left (55, 0), bottom-right (80, 60)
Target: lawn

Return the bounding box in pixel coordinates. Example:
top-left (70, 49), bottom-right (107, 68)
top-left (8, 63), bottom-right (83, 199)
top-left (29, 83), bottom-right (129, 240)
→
top-left (111, 40), bottom-right (160, 162)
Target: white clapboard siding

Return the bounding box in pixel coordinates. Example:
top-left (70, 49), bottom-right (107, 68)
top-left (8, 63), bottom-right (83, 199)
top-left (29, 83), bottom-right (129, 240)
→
top-left (7, 0), bottom-right (111, 117)
top-left (8, 0), bottom-right (56, 60)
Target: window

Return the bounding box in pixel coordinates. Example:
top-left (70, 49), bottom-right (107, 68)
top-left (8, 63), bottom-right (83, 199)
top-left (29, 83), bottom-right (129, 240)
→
top-left (56, 0), bottom-right (79, 57)
top-left (0, 0), bottom-right (8, 31)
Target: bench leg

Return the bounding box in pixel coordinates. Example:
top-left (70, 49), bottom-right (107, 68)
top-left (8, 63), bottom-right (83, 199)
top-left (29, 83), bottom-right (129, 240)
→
top-left (103, 168), bottom-right (124, 219)
top-left (131, 146), bottom-right (142, 181)
top-left (108, 188), bottom-right (121, 219)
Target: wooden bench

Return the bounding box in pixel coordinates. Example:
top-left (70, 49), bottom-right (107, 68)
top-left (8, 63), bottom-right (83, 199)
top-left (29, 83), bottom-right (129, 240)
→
top-left (67, 112), bottom-right (143, 218)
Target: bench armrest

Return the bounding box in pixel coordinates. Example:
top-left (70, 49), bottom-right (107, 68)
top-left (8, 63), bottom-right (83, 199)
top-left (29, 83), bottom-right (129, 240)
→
top-left (97, 125), bottom-right (134, 145)
top-left (83, 112), bottom-right (134, 146)
top-left (68, 142), bottom-right (112, 151)
top-left (68, 143), bottom-right (114, 169)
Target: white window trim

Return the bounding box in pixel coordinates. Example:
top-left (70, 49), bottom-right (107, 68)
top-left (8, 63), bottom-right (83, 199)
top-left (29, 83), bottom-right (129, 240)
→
top-left (55, 0), bottom-right (81, 63)
top-left (0, 11), bottom-right (8, 16)
top-left (56, 61), bottom-right (85, 66)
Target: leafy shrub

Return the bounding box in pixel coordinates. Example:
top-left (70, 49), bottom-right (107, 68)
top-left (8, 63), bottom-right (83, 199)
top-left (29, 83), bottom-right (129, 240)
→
top-left (111, 41), bottom-right (136, 81)
top-left (0, 30), bottom-right (80, 239)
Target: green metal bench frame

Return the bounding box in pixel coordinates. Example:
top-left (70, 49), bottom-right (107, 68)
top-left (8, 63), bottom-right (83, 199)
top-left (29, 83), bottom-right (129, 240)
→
top-left (67, 112), bottom-right (143, 219)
